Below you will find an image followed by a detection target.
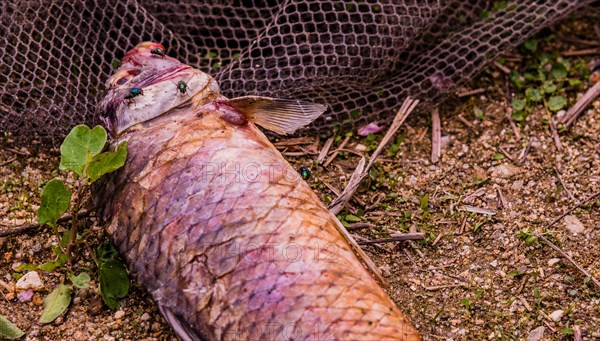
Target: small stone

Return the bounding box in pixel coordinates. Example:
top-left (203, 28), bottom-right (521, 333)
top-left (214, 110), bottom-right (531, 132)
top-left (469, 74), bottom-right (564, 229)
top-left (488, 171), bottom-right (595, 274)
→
top-left (140, 313), bottom-right (151, 321)
top-left (527, 326), bottom-right (545, 341)
top-left (114, 310), bottom-right (125, 320)
top-left (15, 271), bottom-right (45, 292)
top-left (17, 289), bottom-right (34, 302)
top-left (73, 330), bottom-right (86, 341)
top-left (548, 258), bottom-right (560, 266)
top-left (490, 260), bottom-right (498, 267)
top-left (548, 309), bottom-right (564, 322)
top-left (88, 296), bottom-right (104, 316)
top-left (354, 144), bottom-right (367, 152)
top-left (563, 215), bottom-right (584, 235)
top-left (490, 164), bottom-right (521, 179)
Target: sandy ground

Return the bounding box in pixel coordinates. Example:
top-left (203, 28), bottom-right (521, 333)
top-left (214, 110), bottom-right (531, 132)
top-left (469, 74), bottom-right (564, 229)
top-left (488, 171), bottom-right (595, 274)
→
top-left (1, 20), bottom-right (599, 341)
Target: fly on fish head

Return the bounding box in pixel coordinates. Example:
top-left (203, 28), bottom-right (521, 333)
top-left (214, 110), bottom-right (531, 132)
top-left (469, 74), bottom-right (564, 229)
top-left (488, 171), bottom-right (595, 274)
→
top-left (98, 42), bottom-right (221, 137)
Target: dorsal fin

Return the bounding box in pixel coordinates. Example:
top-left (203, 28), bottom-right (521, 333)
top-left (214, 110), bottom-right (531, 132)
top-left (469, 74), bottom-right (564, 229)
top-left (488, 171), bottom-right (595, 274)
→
top-left (223, 96), bottom-right (327, 135)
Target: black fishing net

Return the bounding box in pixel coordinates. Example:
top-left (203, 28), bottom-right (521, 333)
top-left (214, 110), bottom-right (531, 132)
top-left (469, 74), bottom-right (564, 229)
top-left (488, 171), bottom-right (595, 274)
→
top-left (0, 0), bottom-right (597, 145)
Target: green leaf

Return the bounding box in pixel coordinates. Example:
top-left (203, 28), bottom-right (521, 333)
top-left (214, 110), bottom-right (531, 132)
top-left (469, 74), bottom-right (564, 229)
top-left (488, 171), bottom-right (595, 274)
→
top-left (551, 63), bottom-right (567, 80)
top-left (420, 193), bottom-right (429, 210)
top-left (37, 179), bottom-right (71, 227)
top-left (349, 109), bottom-right (360, 119)
top-left (39, 284), bottom-right (71, 324)
top-left (473, 106), bottom-right (484, 119)
top-left (0, 314), bottom-right (25, 339)
top-left (12, 273), bottom-right (23, 280)
top-left (59, 125), bottom-right (107, 176)
top-left (512, 110), bottom-right (526, 122)
top-left (15, 263), bottom-right (39, 271)
top-left (561, 328), bottom-right (574, 335)
top-left (59, 231), bottom-right (71, 249)
top-left (522, 38), bottom-right (538, 53)
top-left (524, 235), bottom-right (538, 246)
top-left (37, 246), bottom-right (69, 271)
top-left (85, 142), bottom-right (128, 183)
top-left (568, 78), bottom-right (582, 87)
top-left (69, 272), bottom-right (91, 289)
top-left (547, 96), bottom-right (567, 112)
top-left (493, 153), bottom-right (505, 160)
top-left (525, 88), bottom-right (542, 102)
top-left (509, 71), bottom-right (525, 88)
top-left (542, 81), bottom-right (557, 94)
top-left (96, 241), bottom-right (118, 262)
top-left (99, 260), bottom-right (130, 309)
top-left (511, 97), bottom-right (526, 111)
top-left (344, 214), bottom-right (361, 223)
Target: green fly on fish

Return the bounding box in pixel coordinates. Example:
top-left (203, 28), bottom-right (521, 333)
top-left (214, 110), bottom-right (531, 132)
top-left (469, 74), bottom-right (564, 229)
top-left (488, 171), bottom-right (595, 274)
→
top-left (95, 42), bottom-right (420, 341)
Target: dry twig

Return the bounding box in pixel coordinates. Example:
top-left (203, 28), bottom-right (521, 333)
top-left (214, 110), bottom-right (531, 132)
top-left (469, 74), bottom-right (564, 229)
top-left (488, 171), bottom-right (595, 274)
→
top-left (534, 232), bottom-right (600, 289)
top-left (559, 81), bottom-right (600, 128)
top-left (457, 88), bottom-right (486, 98)
top-left (431, 108), bottom-right (441, 163)
top-left (0, 209), bottom-right (92, 238)
top-left (357, 233), bottom-right (425, 245)
top-left (546, 190), bottom-right (600, 229)
top-left (329, 98), bottom-right (419, 214)
top-left (553, 166), bottom-right (577, 202)
top-left (317, 136), bottom-right (334, 164)
top-left (323, 136), bottom-right (350, 167)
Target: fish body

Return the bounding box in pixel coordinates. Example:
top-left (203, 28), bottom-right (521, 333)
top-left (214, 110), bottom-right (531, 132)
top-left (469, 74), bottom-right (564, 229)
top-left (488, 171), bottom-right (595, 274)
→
top-left (95, 42), bottom-right (420, 341)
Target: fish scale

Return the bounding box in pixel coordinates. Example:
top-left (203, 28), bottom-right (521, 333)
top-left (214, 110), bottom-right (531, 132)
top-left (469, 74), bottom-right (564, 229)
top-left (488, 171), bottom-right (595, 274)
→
top-left (96, 109), bottom-right (419, 341)
top-left (95, 42), bottom-right (420, 340)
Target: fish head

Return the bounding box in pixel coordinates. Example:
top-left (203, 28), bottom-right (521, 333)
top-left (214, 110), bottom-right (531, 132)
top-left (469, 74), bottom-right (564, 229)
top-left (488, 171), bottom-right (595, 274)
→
top-left (98, 41), bottom-right (221, 136)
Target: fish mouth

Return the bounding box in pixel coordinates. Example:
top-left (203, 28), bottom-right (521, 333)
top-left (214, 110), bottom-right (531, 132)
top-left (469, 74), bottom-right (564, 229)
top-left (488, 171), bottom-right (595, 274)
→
top-left (98, 42), bottom-right (219, 136)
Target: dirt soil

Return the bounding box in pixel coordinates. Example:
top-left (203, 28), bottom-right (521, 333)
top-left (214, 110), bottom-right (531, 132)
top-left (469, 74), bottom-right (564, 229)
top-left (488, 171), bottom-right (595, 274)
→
top-left (1, 19), bottom-right (599, 341)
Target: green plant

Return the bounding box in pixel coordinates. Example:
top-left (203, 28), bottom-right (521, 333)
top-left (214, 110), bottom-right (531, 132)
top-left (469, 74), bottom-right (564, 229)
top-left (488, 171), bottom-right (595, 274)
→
top-left (506, 37), bottom-right (588, 123)
top-left (6, 125), bottom-right (129, 329)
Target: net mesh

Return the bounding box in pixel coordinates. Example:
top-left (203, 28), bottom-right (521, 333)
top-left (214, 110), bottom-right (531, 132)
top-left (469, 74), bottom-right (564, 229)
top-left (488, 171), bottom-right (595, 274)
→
top-left (1, 0), bottom-right (597, 145)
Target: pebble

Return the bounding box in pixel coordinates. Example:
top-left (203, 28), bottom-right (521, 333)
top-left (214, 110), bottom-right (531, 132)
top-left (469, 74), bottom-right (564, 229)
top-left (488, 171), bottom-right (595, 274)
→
top-left (15, 271), bottom-right (45, 292)
top-left (17, 289), bottom-right (34, 302)
top-left (490, 164), bottom-right (521, 179)
top-left (548, 258), bottom-right (560, 266)
top-left (548, 309), bottom-right (564, 322)
top-left (563, 215), bottom-right (584, 235)
top-left (114, 310), bottom-right (125, 319)
top-left (527, 326), bottom-right (545, 341)
top-left (141, 312), bottom-right (151, 321)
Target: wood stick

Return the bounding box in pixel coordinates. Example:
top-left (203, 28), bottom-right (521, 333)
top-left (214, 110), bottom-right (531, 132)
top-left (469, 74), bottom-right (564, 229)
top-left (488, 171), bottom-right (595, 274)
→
top-left (493, 61), bottom-right (511, 74)
top-left (323, 136), bottom-right (350, 167)
top-left (0, 209), bottom-right (92, 238)
top-left (546, 190), bottom-right (600, 230)
top-left (534, 232), bottom-right (600, 289)
top-left (431, 108), bottom-right (441, 163)
top-left (553, 166), bottom-right (577, 202)
top-left (329, 98), bottom-right (419, 214)
top-left (357, 233), bottom-right (425, 245)
top-left (0, 157), bottom-right (17, 167)
top-left (549, 117), bottom-right (562, 151)
top-left (504, 77), bottom-right (522, 140)
top-left (457, 88), bottom-right (486, 98)
top-left (560, 81), bottom-right (600, 127)
top-left (346, 222), bottom-right (376, 231)
top-left (562, 48), bottom-right (600, 57)
top-left (457, 114), bottom-right (478, 134)
top-left (317, 136), bottom-right (334, 164)
top-left (518, 139), bottom-right (532, 164)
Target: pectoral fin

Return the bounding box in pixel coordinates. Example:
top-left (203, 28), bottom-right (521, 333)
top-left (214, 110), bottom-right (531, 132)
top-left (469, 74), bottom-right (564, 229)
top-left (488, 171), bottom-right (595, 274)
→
top-left (223, 96), bottom-right (327, 135)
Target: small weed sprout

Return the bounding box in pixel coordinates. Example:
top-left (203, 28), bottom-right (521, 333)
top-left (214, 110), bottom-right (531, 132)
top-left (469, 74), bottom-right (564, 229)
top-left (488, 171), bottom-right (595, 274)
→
top-left (5, 124), bottom-right (129, 331)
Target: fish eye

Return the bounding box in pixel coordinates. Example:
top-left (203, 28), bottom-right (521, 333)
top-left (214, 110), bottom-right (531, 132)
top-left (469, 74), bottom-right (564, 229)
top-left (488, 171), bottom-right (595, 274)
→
top-left (116, 77), bottom-right (129, 85)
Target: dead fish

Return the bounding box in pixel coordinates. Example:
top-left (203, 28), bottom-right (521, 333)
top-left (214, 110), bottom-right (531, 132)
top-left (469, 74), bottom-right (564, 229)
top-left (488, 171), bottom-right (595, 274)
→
top-left (95, 42), bottom-right (420, 341)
